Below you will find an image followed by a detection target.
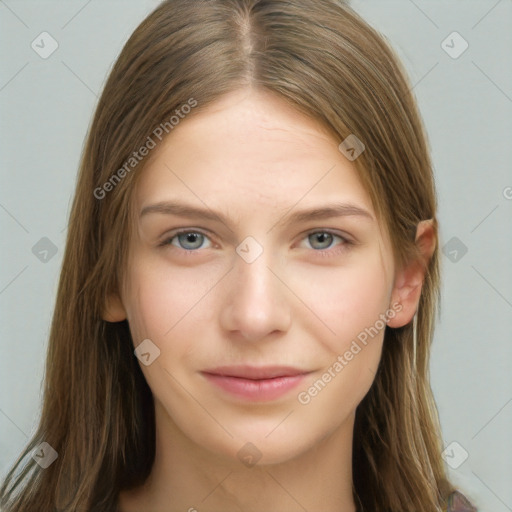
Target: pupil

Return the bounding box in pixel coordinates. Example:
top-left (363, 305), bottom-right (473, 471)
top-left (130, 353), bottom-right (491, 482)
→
top-left (311, 232), bottom-right (332, 249)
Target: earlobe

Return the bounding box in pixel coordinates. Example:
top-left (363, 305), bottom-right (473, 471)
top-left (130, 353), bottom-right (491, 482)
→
top-left (387, 219), bottom-right (436, 328)
top-left (102, 292), bottom-right (127, 322)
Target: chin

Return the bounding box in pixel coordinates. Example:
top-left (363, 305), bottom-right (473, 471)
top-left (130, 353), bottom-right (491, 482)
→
top-left (203, 417), bottom-right (328, 467)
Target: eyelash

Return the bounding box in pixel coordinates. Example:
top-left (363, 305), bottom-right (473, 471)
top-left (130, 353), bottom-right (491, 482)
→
top-left (158, 229), bottom-right (354, 258)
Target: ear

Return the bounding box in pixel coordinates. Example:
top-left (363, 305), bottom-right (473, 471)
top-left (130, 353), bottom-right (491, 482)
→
top-left (102, 292), bottom-right (127, 322)
top-left (387, 219), bottom-right (436, 328)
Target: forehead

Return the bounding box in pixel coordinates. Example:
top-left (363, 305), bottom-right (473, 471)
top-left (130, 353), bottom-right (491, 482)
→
top-left (134, 88), bottom-right (374, 220)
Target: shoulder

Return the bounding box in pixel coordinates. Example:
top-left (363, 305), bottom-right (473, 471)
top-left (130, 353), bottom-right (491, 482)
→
top-left (446, 490), bottom-right (477, 512)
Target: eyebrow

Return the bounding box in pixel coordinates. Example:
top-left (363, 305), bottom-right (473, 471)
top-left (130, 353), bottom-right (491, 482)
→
top-left (139, 200), bottom-right (374, 227)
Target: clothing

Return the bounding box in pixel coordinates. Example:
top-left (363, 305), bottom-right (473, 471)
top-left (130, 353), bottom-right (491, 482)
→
top-left (446, 490), bottom-right (477, 512)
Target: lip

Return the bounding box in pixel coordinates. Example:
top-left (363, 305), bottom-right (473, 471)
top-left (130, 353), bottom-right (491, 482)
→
top-left (201, 365), bottom-right (310, 402)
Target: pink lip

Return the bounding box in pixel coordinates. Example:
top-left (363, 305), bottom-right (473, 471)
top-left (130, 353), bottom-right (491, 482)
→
top-left (201, 365), bottom-right (310, 402)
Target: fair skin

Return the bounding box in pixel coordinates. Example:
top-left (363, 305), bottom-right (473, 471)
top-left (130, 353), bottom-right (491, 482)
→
top-left (108, 87), bottom-right (435, 512)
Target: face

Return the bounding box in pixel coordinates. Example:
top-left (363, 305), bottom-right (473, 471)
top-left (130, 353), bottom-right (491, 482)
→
top-left (109, 87), bottom-right (406, 466)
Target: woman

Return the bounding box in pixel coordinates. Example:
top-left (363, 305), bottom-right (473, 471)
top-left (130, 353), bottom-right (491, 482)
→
top-left (0, 0), bottom-right (477, 510)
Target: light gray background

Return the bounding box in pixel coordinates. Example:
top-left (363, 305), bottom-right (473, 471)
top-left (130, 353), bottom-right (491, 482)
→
top-left (1, 1), bottom-right (511, 510)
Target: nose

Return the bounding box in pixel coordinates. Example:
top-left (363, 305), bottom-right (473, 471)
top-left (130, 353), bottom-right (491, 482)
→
top-left (219, 245), bottom-right (292, 342)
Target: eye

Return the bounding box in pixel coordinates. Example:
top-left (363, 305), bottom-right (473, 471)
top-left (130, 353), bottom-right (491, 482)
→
top-left (160, 230), bottom-right (212, 251)
top-left (159, 229), bottom-right (352, 255)
top-left (300, 230), bottom-right (351, 254)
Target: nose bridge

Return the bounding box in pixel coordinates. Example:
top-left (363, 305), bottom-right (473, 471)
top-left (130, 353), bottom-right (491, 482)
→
top-left (221, 234), bottom-right (290, 339)
top-left (234, 234), bottom-right (279, 303)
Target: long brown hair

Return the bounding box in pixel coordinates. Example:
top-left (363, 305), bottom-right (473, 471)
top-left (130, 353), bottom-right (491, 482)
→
top-left (1, 0), bottom-right (457, 510)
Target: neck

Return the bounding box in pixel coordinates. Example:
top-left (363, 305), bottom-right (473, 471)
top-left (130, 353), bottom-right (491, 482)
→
top-left (119, 401), bottom-right (357, 512)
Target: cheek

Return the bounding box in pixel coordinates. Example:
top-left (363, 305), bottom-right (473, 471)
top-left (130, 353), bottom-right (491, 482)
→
top-left (294, 261), bottom-right (389, 422)
top-left (124, 260), bottom-right (223, 348)
top-left (123, 264), bottom-right (215, 406)
top-left (292, 251), bottom-right (392, 356)
top-left (127, 254), bottom-right (227, 358)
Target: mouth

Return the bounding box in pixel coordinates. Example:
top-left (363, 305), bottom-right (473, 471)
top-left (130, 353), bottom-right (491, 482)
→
top-left (200, 365), bottom-right (312, 402)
